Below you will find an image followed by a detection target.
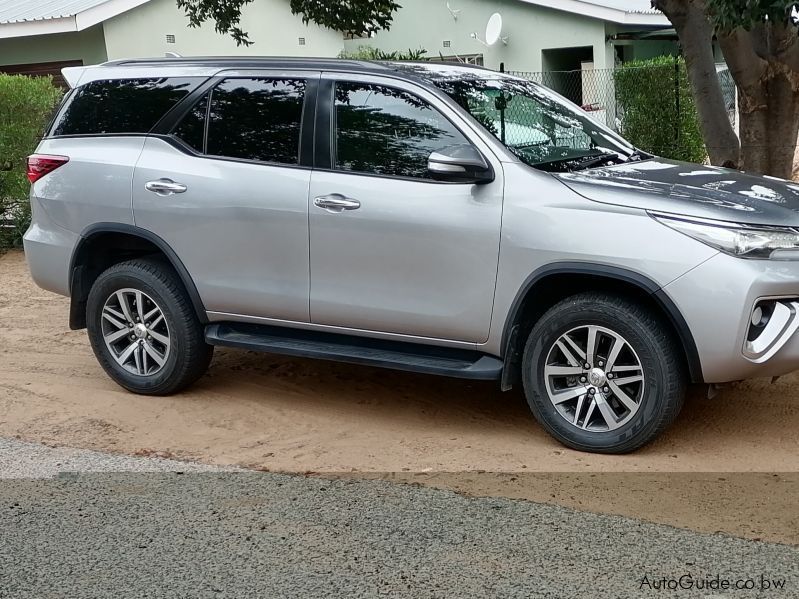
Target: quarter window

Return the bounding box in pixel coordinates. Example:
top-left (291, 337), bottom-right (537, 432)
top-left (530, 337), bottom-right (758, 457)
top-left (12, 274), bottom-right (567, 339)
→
top-left (334, 82), bottom-right (469, 179)
top-left (206, 78), bottom-right (306, 165)
top-left (173, 92), bottom-right (208, 153)
top-left (50, 78), bottom-right (200, 136)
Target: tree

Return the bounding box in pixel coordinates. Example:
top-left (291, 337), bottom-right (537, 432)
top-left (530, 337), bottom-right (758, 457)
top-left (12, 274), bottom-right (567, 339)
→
top-left (653, 0), bottom-right (799, 178)
top-left (177, 0), bottom-right (401, 46)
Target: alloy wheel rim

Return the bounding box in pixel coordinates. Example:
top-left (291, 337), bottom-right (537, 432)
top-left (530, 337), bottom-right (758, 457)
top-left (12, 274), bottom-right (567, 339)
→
top-left (543, 325), bottom-right (645, 432)
top-left (101, 288), bottom-right (171, 376)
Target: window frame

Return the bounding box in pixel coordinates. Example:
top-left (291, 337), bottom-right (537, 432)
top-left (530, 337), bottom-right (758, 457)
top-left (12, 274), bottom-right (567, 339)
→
top-left (155, 70), bottom-right (320, 170)
top-left (316, 73), bottom-right (494, 184)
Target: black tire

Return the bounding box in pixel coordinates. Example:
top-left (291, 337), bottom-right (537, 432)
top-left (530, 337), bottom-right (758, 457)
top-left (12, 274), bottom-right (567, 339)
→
top-left (86, 258), bottom-right (213, 395)
top-left (522, 292), bottom-right (685, 454)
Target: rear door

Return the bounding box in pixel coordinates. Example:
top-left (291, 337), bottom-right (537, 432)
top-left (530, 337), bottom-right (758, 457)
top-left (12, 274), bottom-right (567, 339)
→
top-left (133, 71), bottom-right (319, 322)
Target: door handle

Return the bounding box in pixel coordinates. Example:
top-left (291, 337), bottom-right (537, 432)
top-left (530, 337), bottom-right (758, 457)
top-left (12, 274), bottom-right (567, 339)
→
top-left (314, 193), bottom-right (360, 213)
top-left (145, 178), bottom-right (188, 196)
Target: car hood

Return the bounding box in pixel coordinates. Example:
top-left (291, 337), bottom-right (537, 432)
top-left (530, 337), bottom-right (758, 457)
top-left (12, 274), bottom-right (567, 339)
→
top-left (555, 158), bottom-right (799, 227)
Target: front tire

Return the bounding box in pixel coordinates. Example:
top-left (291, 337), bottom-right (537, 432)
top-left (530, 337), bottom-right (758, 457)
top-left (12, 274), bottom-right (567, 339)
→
top-left (522, 292), bottom-right (685, 453)
top-left (86, 258), bottom-right (213, 395)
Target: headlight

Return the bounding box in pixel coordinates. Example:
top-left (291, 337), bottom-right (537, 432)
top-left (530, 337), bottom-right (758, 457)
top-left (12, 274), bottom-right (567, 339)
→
top-left (653, 214), bottom-right (799, 259)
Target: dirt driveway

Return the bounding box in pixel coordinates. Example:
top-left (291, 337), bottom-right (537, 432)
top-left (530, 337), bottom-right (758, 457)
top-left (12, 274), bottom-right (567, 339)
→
top-left (1, 249), bottom-right (798, 543)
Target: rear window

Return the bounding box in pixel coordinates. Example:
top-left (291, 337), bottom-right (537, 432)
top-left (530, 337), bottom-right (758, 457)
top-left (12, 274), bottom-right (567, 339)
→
top-left (49, 78), bottom-right (201, 136)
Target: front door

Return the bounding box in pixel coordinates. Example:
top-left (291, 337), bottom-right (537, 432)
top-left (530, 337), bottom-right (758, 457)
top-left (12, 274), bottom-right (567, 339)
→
top-left (308, 76), bottom-right (503, 343)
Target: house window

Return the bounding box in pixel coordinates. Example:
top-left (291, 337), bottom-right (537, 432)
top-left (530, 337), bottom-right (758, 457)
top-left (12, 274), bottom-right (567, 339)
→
top-left (298, 37), bottom-right (306, 45)
top-left (443, 40), bottom-right (451, 48)
top-left (166, 34), bottom-right (176, 44)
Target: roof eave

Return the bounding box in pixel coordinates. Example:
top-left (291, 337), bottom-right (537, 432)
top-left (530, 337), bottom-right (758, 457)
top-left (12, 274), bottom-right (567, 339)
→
top-left (0, 0), bottom-right (152, 39)
top-left (519, 0), bottom-right (670, 26)
top-left (0, 16), bottom-right (77, 38)
top-left (74, 0), bottom-right (151, 30)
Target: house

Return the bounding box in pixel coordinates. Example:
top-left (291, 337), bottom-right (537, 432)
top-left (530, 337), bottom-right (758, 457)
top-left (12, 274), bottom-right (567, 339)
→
top-left (0, 0), bottom-right (343, 85)
top-left (347, 0), bottom-right (675, 73)
top-left (0, 0), bottom-right (678, 87)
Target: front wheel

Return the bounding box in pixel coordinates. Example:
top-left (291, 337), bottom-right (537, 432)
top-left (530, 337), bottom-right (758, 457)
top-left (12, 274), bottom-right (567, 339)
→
top-left (522, 292), bottom-right (686, 453)
top-left (86, 258), bottom-right (213, 395)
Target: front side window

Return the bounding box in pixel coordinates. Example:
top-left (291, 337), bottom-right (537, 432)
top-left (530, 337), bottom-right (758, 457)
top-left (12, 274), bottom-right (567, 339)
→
top-left (50, 78), bottom-right (200, 136)
top-left (334, 82), bottom-right (469, 179)
top-left (206, 78), bottom-right (306, 165)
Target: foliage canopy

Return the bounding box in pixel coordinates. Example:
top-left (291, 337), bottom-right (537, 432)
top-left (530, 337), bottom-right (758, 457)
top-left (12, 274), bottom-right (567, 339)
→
top-left (177, 0), bottom-right (402, 45)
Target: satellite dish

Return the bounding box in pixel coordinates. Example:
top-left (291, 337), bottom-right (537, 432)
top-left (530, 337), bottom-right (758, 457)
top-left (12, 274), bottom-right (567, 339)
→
top-left (485, 13), bottom-right (504, 46)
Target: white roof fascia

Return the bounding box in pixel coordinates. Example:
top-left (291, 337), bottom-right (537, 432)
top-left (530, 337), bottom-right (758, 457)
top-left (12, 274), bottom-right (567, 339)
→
top-left (518, 0), bottom-right (670, 26)
top-left (0, 0), bottom-right (151, 39)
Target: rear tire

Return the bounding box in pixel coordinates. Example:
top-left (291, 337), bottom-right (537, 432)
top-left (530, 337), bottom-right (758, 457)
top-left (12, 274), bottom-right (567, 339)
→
top-left (86, 258), bottom-right (213, 395)
top-left (522, 292), bottom-right (685, 453)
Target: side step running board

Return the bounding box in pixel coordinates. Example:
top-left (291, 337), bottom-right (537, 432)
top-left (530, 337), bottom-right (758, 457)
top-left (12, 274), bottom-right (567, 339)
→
top-left (205, 323), bottom-right (503, 380)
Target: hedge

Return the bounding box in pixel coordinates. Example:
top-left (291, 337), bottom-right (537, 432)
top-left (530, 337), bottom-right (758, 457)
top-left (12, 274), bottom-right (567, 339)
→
top-left (339, 45), bottom-right (428, 61)
top-left (614, 56), bottom-right (706, 164)
top-left (0, 74), bottom-right (63, 248)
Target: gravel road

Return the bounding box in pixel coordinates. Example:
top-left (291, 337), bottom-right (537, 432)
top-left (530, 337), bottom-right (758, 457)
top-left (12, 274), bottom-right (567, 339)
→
top-left (1, 447), bottom-right (796, 599)
top-left (0, 437), bottom-right (235, 478)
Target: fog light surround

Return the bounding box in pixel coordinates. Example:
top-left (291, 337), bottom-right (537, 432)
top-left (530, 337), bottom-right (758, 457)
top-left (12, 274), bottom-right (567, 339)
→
top-left (744, 298), bottom-right (799, 362)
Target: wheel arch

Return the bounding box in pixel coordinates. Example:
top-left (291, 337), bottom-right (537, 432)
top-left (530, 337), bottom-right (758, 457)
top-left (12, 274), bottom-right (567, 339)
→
top-left (500, 262), bottom-right (703, 387)
top-left (69, 223), bottom-right (207, 330)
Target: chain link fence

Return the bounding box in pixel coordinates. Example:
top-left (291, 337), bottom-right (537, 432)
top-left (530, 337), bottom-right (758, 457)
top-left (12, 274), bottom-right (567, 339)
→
top-left (508, 61), bottom-right (737, 162)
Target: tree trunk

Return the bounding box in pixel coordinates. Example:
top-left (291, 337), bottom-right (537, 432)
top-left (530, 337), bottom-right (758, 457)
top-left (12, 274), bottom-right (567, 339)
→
top-left (763, 75), bottom-right (799, 179)
top-left (653, 0), bottom-right (740, 167)
top-left (720, 27), bottom-right (799, 179)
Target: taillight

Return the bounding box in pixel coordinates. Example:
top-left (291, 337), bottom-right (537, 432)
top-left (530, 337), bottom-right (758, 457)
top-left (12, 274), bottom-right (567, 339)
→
top-left (26, 154), bottom-right (69, 184)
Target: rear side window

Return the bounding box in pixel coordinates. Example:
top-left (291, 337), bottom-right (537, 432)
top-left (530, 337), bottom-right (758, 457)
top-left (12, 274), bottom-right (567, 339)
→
top-left (50, 78), bottom-right (200, 136)
top-left (205, 77), bottom-right (306, 165)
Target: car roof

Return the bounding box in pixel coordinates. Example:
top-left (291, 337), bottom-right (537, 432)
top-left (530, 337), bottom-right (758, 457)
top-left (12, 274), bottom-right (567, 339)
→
top-left (65, 56), bottom-right (519, 90)
top-left (100, 56), bottom-right (495, 82)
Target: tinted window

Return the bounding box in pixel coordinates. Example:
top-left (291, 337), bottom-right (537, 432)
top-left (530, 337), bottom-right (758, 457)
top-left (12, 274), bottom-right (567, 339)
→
top-left (173, 92), bottom-right (208, 153)
top-left (206, 78), bottom-right (306, 164)
top-left (51, 78), bottom-right (199, 136)
top-left (334, 82), bottom-right (468, 179)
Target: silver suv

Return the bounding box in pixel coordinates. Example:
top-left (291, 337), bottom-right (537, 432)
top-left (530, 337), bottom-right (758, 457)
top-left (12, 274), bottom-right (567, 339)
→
top-left (24, 58), bottom-right (799, 453)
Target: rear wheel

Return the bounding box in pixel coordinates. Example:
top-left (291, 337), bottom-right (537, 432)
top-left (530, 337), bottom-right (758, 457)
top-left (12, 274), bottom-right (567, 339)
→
top-left (522, 292), bottom-right (685, 453)
top-left (86, 258), bottom-right (213, 395)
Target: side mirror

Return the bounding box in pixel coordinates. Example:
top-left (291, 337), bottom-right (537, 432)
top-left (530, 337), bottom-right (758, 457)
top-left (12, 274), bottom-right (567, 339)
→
top-left (427, 144), bottom-right (494, 184)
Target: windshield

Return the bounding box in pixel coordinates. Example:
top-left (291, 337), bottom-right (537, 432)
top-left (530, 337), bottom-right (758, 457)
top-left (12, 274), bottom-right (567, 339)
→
top-left (424, 71), bottom-right (644, 172)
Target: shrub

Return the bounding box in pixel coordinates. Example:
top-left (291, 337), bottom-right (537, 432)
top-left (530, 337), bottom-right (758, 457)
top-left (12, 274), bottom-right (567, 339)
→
top-left (339, 45), bottom-right (428, 61)
top-left (0, 74), bottom-right (63, 248)
top-left (614, 56), bottom-right (706, 164)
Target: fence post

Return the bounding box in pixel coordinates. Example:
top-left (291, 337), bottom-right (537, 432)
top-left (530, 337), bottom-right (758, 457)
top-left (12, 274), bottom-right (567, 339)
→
top-left (674, 54), bottom-right (681, 153)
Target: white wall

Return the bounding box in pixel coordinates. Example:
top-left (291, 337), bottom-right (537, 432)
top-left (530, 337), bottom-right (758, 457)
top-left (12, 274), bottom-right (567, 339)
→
top-left (103, 0), bottom-right (344, 60)
top-left (344, 0), bottom-right (613, 73)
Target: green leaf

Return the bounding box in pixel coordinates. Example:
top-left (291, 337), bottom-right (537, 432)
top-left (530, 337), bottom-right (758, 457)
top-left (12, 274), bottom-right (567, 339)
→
top-left (0, 74), bottom-right (63, 248)
top-left (178, 0), bottom-right (401, 45)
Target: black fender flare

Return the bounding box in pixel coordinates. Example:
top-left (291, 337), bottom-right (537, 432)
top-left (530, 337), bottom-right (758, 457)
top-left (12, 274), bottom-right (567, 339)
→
top-left (500, 261), bottom-right (703, 383)
top-left (69, 223), bottom-right (208, 329)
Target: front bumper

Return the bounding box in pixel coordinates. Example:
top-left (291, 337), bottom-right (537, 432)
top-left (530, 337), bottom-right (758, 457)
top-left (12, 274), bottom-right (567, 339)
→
top-left (664, 252), bottom-right (799, 382)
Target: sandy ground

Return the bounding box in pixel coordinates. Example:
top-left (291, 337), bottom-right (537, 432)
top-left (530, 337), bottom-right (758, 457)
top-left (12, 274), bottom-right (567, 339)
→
top-left (1, 249), bottom-right (798, 544)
